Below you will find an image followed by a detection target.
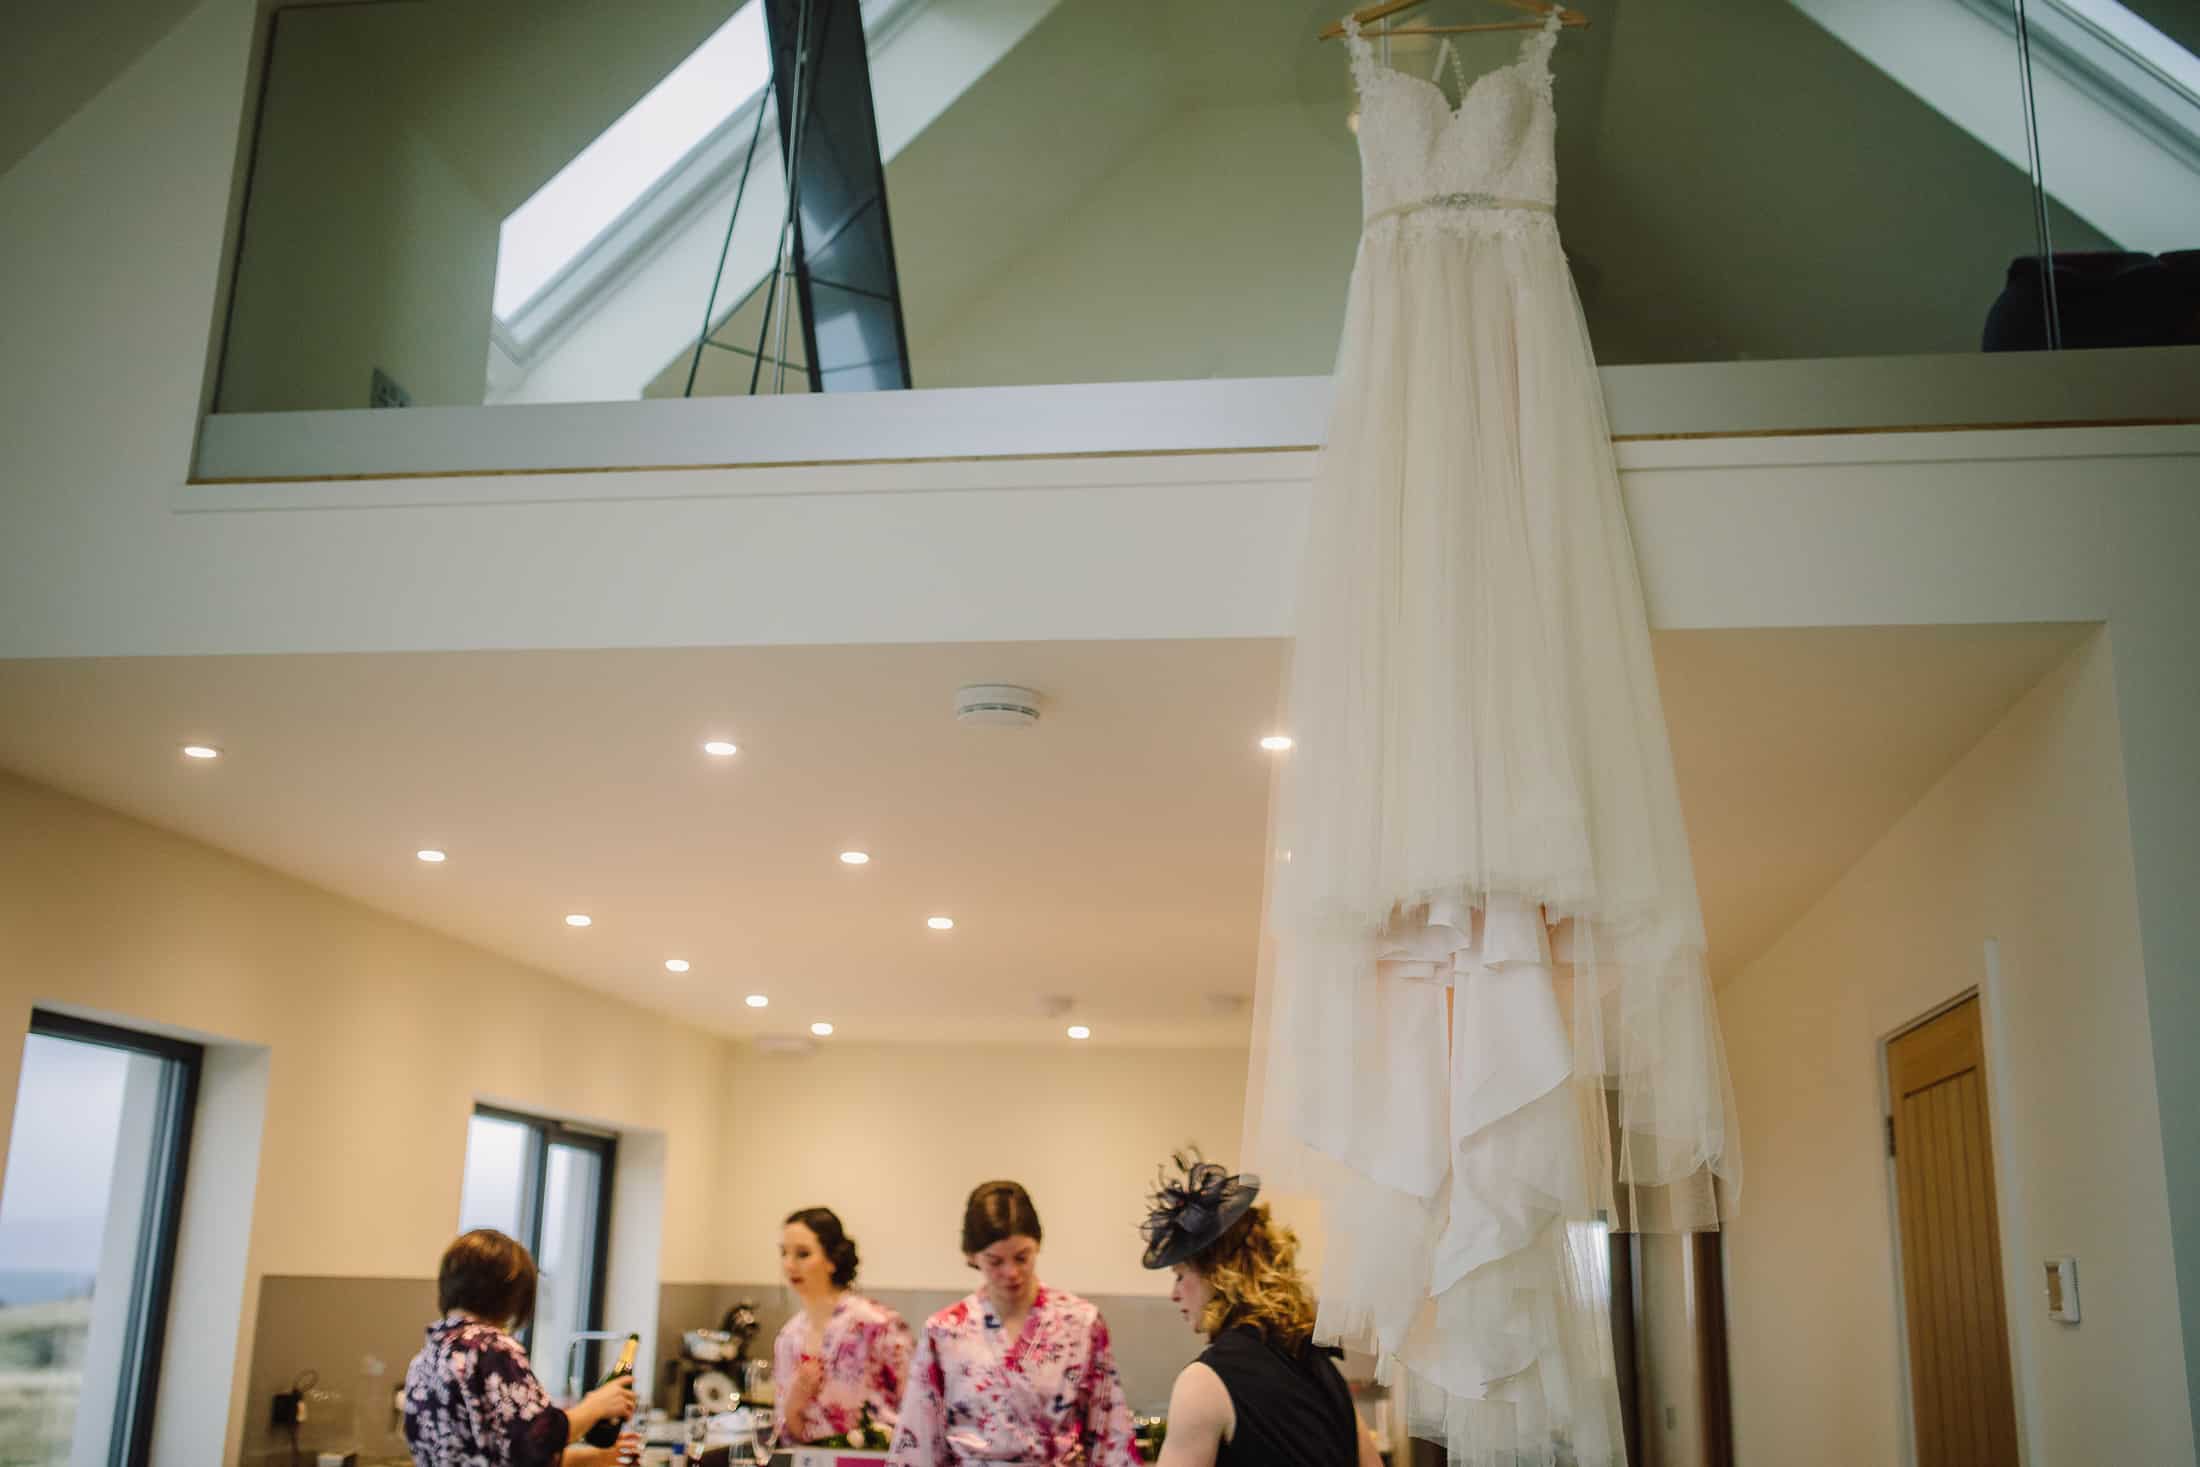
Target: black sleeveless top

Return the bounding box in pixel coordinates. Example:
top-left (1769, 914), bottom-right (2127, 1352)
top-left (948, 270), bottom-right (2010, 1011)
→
top-left (1200, 1326), bottom-right (1358, 1467)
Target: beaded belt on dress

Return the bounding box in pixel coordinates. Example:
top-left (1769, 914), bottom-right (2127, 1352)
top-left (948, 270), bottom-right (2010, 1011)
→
top-left (1363, 191), bottom-right (1553, 229)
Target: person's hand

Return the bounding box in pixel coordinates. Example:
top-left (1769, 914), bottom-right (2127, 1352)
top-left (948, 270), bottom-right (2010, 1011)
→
top-left (784, 1355), bottom-right (825, 1412)
top-left (576, 1373), bottom-right (636, 1430)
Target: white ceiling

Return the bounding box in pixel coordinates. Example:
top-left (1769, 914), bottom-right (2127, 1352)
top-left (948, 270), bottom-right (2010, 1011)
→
top-left (0, 625), bottom-right (2087, 1047)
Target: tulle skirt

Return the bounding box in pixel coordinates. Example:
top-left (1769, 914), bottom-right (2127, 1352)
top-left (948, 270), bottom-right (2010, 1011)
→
top-left (1249, 212), bottom-right (1740, 1466)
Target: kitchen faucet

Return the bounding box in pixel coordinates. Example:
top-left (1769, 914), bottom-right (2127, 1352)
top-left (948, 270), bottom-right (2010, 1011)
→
top-left (563, 1330), bottom-right (638, 1403)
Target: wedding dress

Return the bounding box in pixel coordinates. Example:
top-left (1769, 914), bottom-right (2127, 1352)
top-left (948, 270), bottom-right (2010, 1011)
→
top-left (1249, 13), bottom-right (1741, 1464)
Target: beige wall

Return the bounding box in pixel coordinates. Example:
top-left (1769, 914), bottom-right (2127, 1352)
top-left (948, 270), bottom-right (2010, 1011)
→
top-left (1719, 630), bottom-right (2194, 1465)
top-left (0, 770), bottom-right (1266, 1453)
top-left (0, 771), bottom-right (739, 1459)
top-left (723, 1042), bottom-right (1251, 1299)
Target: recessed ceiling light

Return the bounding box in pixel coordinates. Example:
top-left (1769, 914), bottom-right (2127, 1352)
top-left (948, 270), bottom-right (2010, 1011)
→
top-left (664, 958), bottom-right (690, 973)
top-left (927, 916), bottom-right (955, 931)
top-left (839, 851), bottom-right (870, 865)
top-left (1260, 735), bottom-right (1294, 752)
top-left (181, 744), bottom-right (221, 760)
top-left (810, 1021), bottom-right (834, 1037)
top-left (702, 740), bottom-right (738, 757)
top-left (565, 914), bottom-right (593, 928)
top-left (745, 994), bottom-right (770, 1009)
top-left (1066, 1025), bottom-right (1092, 1040)
top-left (416, 849), bottom-right (447, 864)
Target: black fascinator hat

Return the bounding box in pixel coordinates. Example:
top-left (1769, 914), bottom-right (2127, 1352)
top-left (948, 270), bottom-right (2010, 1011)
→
top-left (1141, 1151), bottom-right (1261, 1270)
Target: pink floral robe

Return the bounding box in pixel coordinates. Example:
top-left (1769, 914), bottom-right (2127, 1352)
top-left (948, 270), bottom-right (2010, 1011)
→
top-left (886, 1286), bottom-right (1140, 1467)
top-left (772, 1293), bottom-right (915, 1445)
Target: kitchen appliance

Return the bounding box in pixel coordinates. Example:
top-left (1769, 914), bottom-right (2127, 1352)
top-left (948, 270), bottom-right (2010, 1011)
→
top-left (666, 1300), bottom-right (759, 1413)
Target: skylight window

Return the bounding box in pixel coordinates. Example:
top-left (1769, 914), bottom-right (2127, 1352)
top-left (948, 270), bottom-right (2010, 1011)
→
top-left (493, 2), bottom-right (772, 320)
top-left (2049, 0), bottom-right (2200, 104)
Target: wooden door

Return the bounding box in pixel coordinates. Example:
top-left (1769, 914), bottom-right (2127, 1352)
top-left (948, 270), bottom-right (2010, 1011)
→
top-left (1888, 996), bottom-right (2020, 1467)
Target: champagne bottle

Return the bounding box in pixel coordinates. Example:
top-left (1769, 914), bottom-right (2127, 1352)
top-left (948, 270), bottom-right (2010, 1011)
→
top-left (583, 1333), bottom-right (640, 1448)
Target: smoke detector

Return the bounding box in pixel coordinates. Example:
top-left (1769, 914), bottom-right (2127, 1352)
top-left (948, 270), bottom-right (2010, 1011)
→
top-left (1037, 994), bottom-right (1075, 1019)
top-left (955, 684), bottom-right (1042, 727)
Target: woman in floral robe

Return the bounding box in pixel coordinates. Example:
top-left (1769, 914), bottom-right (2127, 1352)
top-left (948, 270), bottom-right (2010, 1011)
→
top-left (402, 1230), bottom-right (637, 1467)
top-left (772, 1207), bottom-right (913, 1446)
top-left (887, 1181), bottom-right (1141, 1467)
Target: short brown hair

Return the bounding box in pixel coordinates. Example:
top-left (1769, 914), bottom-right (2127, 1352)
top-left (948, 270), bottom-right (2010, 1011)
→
top-left (962, 1180), bottom-right (1043, 1255)
top-left (437, 1229), bottom-right (538, 1327)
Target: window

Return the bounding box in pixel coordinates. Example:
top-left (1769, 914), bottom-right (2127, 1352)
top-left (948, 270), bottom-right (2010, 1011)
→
top-left (490, 0), bottom-right (914, 364)
top-left (456, 1107), bottom-right (616, 1398)
top-left (1959, 0), bottom-right (2200, 168)
top-left (0, 1013), bottom-right (200, 1467)
top-left (2047, 0), bottom-right (2200, 109)
top-left (493, 1), bottom-right (774, 323)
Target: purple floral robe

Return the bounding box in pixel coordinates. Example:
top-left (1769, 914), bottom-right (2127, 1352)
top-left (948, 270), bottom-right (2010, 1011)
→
top-left (886, 1286), bottom-right (1140, 1467)
top-left (401, 1315), bottom-right (568, 1467)
top-left (772, 1292), bottom-right (915, 1444)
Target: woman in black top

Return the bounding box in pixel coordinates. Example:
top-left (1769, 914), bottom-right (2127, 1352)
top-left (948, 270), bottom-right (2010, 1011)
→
top-left (1141, 1155), bottom-right (1383, 1467)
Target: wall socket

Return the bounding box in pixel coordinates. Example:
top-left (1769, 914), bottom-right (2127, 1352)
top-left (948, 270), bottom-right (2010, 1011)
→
top-left (2044, 1256), bottom-right (2081, 1322)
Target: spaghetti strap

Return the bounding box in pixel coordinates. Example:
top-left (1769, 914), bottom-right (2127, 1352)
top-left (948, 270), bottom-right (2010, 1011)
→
top-left (1339, 13), bottom-right (1383, 94)
top-left (1519, 4), bottom-right (1563, 100)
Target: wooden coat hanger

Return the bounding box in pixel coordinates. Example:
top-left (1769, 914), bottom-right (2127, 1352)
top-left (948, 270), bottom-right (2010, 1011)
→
top-left (1317, 0), bottom-right (1590, 41)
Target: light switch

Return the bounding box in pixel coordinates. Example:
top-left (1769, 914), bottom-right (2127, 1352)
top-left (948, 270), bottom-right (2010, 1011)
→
top-left (2044, 1256), bottom-right (2080, 1323)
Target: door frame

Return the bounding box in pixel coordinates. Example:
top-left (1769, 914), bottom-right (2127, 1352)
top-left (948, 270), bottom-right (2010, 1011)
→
top-left (1874, 944), bottom-right (2039, 1467)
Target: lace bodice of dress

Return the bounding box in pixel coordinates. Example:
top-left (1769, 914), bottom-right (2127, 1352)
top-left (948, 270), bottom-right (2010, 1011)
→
top-left (1344, 11), bottom-right (1560, 224)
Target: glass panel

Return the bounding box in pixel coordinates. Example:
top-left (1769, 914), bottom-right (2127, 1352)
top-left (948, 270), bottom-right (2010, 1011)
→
top-left (0, 1033), bottom-right (185, 1466)
top-left (496, 3), bottom-right (773, 320)
top-left (210, 0), bottom-right (2200, 470)
top-left (2013, 0), bottom-right (2200, 349)
top-left (452, 1113), bottom-right (611, 1394)
top-left (533, 1143), bottom-right (605, 1399)
top-left (218, 0), bottom-right (2193, 423)
top-left (457, 1113), bottom-right (534, 1238)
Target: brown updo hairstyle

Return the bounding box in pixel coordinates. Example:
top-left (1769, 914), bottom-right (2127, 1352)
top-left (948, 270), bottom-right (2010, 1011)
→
top-left (1187, 1207), bottom-right (1317, 1348)
top-left (437, 1229), bottom-right (538, 1329)
top-left (785, 1206), bottom-right (862, 1287)
top-left (961, 1180), bottom-right (1044, 1256)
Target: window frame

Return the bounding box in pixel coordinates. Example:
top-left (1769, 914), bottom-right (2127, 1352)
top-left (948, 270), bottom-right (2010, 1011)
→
top-left (467, 1104), bottom-right (618, 1381)
top-left (23, 1009), bottom-right (202, 1467)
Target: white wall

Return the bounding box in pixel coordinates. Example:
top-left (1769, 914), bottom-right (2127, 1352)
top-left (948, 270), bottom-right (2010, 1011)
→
top-left (914, 100), bottom-right (1361, 389)
top-left (217, 13), bottom-right (496, 412)
top-left (0, 771), bottom-right (739, 1462)
top-left (722, 1042), bottom-right (1250, 1298)
top-left (4, 0), bottom-right (2197, 1435)
top-left (1719, 630), bottom-right (2194, 1466)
